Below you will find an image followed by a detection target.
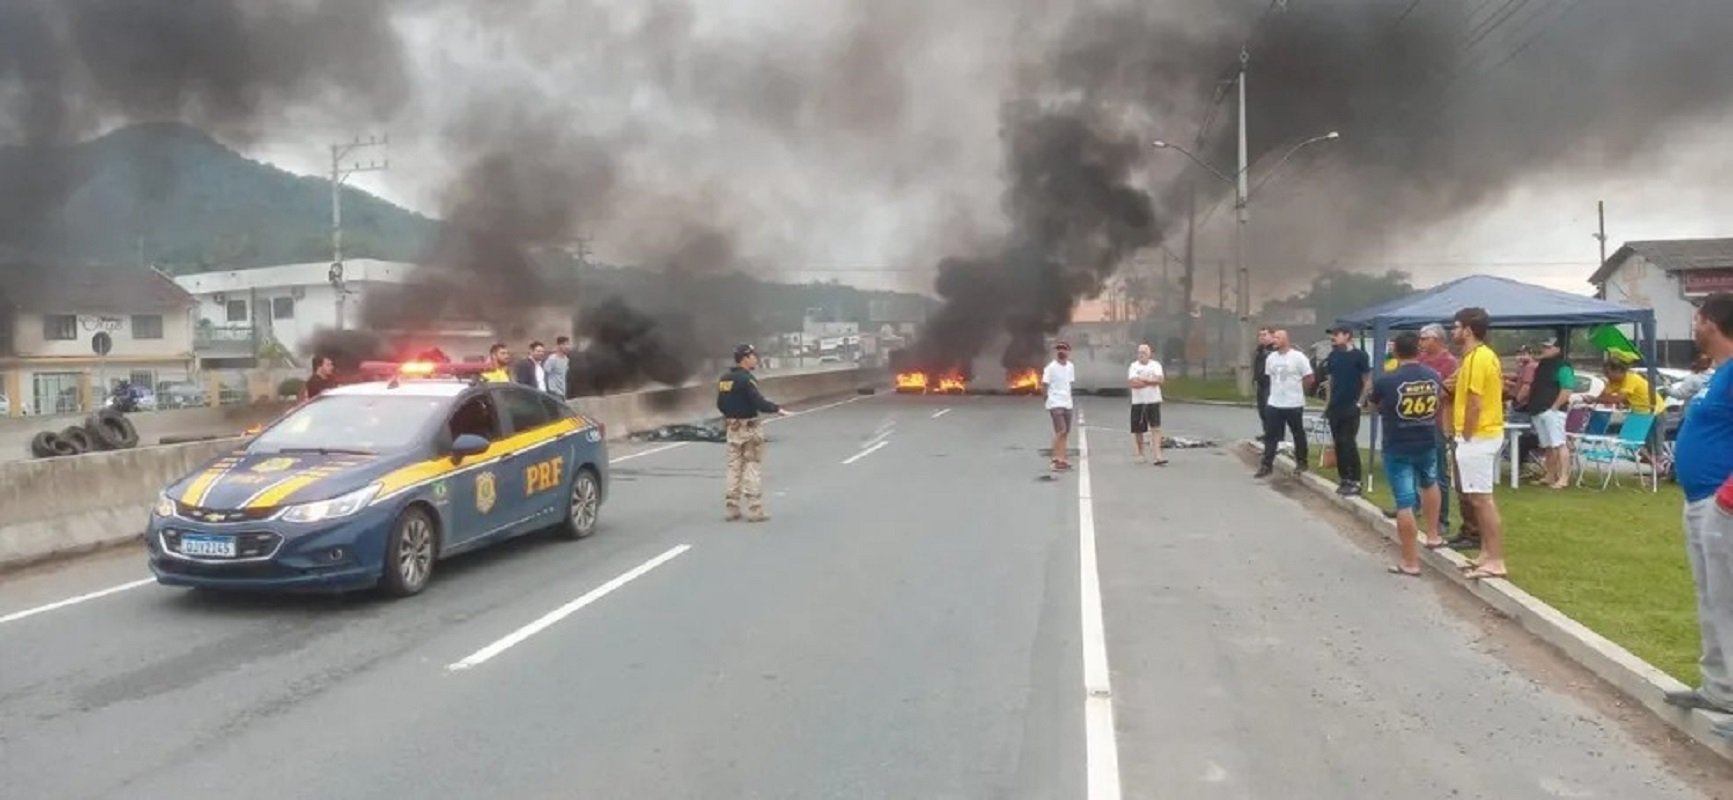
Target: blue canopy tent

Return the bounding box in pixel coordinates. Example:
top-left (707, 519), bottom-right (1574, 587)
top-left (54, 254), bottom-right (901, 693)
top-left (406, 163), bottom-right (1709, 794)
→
top-left (1330, 274), bottom-right (1659, 491)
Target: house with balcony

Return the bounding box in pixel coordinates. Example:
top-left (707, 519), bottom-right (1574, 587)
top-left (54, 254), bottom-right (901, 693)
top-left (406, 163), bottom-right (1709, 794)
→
top-left (174, 260), bottom-right (523, 366)
top-left (1589, 237), bottom-right (1733, 365)
top-left (175, 259), bottom-right (416, 367)
top-left (0, 263), bottom-right (197, 417)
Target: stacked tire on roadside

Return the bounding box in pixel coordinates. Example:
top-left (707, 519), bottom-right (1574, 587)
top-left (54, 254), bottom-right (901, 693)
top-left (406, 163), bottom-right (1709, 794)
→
top-left (27, 409), bottom-right (141, 459)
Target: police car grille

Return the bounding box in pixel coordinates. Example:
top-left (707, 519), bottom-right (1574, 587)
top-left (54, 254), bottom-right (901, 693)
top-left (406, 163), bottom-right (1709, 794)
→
top-left (174, 503), bottom-right (278, 523)
top-left (162, 530), bottom-right (282, 559)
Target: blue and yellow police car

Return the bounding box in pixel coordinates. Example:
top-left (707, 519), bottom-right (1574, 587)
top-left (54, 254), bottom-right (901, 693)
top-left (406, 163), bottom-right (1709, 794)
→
top-left (147, 361), bottom-right (609, 597)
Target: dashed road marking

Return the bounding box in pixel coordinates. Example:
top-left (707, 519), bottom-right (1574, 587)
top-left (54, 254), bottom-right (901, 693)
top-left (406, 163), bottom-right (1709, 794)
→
top-left (842, 441), bottom-right (890, 465)
top-left (0, 578), bottom-right (155, 626)
top-left (448, 544), bottom-right (691, 671)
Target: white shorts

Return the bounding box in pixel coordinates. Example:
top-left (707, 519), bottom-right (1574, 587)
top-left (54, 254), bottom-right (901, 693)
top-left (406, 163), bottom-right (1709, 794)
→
top-left (1532, 409), bottom-right (1567, 448)
top-left (1454, 435), bottom-right (1503, 494)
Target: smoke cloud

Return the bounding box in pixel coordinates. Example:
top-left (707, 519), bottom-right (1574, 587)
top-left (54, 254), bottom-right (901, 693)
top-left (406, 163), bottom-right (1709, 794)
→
top-left (9, 0), bottom-right (1733, 388)
top-left (0, 0), bottom-right (408, 250)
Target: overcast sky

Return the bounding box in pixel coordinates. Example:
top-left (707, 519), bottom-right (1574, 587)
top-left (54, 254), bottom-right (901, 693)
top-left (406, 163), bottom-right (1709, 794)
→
top-left (219, 0), bottom-right (1733, 303)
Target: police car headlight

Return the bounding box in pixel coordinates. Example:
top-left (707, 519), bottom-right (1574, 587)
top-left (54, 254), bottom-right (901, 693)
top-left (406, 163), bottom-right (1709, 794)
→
top-left (278, 484), bottom-right (382, 524)
top-left (153, 493), bottom-right (178, 518)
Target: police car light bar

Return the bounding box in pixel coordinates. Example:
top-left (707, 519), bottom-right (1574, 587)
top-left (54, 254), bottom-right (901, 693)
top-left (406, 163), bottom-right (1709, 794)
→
top-left (358, 360), bottom-right (490, 379)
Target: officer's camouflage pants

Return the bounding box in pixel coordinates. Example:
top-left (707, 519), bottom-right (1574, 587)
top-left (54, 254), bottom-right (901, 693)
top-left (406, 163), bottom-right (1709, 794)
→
top-left (725, 419), bottom-right (766, 514)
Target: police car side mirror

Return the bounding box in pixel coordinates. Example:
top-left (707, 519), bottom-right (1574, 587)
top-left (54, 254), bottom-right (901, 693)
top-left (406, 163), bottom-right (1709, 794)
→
top-left (450, 433), bottom-right (489, 460)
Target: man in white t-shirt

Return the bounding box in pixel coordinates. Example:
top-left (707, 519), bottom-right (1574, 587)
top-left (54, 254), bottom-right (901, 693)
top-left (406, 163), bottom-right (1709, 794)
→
top-left (1128, 343), bottom-right (1167, 465)
top-left (1256, 329), bottom-right (1316, 478)
top-left (1042, 341), bottom-right (1077, 471)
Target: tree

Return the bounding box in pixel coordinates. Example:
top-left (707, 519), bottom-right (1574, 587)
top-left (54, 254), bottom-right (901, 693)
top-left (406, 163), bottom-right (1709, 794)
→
top-left (1262, 269), bottom-right (1415, 340)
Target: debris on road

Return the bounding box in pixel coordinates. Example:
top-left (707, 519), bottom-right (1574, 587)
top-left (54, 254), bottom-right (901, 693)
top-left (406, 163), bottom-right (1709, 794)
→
top-left (633, 423), bottom-right (727, 443)
top-left (1162, 436), bottom-right (1216, 449)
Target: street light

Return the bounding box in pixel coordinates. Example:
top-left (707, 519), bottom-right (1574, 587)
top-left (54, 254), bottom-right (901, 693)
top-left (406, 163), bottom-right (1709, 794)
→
top-left (1151, 129), bottom-right (1340, 394)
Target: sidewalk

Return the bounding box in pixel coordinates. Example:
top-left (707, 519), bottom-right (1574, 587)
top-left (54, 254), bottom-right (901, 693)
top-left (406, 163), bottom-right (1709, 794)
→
top-left (1239, 438), bottom-right (1733, 763)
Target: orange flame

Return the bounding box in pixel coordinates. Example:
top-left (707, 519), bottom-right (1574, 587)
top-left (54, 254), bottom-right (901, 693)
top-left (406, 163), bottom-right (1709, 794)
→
top-left (936, 375), bottom-right (967, 393)
top-left (1007, 369), bottom-right (1041, 393)
top-left (896, 372), bottom-right (929, 391)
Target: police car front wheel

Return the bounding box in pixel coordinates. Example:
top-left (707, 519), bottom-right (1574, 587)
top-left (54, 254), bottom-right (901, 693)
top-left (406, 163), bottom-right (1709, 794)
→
top-left (380, 506), bottom-right (438, 597)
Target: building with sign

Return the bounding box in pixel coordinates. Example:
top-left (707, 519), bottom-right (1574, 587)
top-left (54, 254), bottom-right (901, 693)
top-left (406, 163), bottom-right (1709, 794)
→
top-left (1590, 237), bottom-right (1733, 365)
top-left (174, 260), bottom-right (502, 366)
top-left (0, 264), bottom-right (197, 416)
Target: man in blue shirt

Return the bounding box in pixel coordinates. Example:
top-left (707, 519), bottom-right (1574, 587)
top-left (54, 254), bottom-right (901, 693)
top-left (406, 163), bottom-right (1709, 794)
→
top-left (1665, 293), bottom-right (1733, 736)
top-left (1323, 326), bottom-right (1372, 497)
top-left (1367, 331), bottom-right (1445, 576)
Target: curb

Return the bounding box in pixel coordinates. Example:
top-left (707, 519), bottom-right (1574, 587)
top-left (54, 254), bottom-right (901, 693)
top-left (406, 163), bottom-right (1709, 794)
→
top-left (1235, 438), bottom-right (1733, 762)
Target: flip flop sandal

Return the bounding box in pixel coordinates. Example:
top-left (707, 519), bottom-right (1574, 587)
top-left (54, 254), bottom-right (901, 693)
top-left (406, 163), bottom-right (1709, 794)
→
top-left (1152, 459), bottom-right (1169, 466)
top-left (1464, 568), bottom-right (1507, 581)
top-left (1423, 540), bottom-right (1450, 550)
top-left (1387, 565), bottom-right (1423, 577)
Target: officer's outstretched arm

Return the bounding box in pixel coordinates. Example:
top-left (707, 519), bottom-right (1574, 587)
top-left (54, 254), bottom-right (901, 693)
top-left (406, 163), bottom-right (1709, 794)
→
top-left (747, 381), bottom-right (781, 414)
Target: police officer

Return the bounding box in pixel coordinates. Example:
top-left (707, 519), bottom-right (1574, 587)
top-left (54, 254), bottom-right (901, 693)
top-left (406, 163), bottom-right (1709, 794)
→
top-left (717, 344), bottom-right (788, 522)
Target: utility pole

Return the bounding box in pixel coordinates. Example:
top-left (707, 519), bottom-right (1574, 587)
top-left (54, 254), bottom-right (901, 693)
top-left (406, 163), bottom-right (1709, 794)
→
top-left (1217, 258), bottom-right (1228, 374)
top-left (1181, 181), bottom-right (1198, 377)
top-left (1593, 200), bottom-right (1608, 299)
top-left (1233, 48), bottom-right (1253, 397)
top-left (329, 135), bottom-right (389, 330)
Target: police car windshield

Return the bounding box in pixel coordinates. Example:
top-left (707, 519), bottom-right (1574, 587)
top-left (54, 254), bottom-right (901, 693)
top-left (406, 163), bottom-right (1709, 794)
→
top-left (249, 395), bottom-right (445, 454)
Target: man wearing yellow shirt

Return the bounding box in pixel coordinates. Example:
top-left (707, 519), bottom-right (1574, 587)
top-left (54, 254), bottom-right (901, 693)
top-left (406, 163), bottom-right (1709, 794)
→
top-left (1598, 360), bottom-right (1657, 413)
top-left (480, 343), bottom-right (512, 383)
top-left (1450, 307), bottom-right (1507, 580)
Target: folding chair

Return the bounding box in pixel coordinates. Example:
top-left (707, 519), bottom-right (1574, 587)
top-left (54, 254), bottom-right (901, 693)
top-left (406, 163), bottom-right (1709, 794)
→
top-left (1575, 412), bottom-right (1659, 491)
top-left (1565, 407), bottom-right (1612, 475)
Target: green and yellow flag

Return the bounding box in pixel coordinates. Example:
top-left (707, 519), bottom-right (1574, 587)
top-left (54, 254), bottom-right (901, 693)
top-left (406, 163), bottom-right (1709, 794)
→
top-left (1588, 325), bottom-right (1641, 364)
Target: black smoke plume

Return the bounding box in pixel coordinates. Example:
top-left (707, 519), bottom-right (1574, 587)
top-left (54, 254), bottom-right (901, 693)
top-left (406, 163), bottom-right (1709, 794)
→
top-left (914, 0), bottom-right (1733, 366)
top-left (913, 101), bottom-right (1158, 373)
top-left (1062, 0), bottom-right (1733, 269)
top-left (0, 0), bottom-right (407, 253)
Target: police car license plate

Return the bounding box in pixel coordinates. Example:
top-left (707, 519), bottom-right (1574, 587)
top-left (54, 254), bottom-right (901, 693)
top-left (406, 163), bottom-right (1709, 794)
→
top-left (180, 534), bottom-right (236, 558)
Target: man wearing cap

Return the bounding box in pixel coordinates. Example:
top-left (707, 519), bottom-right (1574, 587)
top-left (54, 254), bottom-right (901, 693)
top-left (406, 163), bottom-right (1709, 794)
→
top-left (1322, 325), bottom-right (1372, 496)
top-left (717, 344), bottom-right (789, 522)
top-left (1043, 341), bottom-right (1078, 471)
top-left (1525, 337), bottom-right (1576, 488)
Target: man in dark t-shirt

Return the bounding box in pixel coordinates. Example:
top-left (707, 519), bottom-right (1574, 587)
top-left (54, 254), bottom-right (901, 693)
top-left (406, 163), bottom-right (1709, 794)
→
top-left (1323, 327), bottom-right (1371, 496)
top-left (1368, 331), bottom-right (1445, 576)
top-left (302, 355), bottom-right (337, 401)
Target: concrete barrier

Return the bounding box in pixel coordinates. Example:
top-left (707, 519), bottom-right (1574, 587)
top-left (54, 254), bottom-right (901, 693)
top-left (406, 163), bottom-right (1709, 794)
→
top-left (0, 402), bottom-right (297, 463)
top-left (0, 367), bottom-right (881, 571)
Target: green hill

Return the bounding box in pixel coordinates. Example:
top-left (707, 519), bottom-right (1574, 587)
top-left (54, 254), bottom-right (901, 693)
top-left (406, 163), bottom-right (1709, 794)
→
top-left (0, 123), bottom-right (935, 331)
top-left (0, 122), bottom-right (437, 270)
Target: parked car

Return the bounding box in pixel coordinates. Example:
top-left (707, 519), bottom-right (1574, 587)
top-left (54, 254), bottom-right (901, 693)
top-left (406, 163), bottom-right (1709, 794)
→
top-left (146, 361), bottom-right (610, 597)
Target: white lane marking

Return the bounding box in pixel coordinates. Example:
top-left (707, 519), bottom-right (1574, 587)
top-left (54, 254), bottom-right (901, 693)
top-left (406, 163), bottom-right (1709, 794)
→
top-left (841, 440), bottom-right (890, 465)
top-left (1077, 420), bottom-right (1123, 800)
top-left (775, 392), bottom-right (876, 421)
top-left (448, 544), bottom-right (691, 671)
top-left (611, 442), bottom-right (687, 463)
top-left (0, 578), bottom-right (156, 626)
top-left (931, 408), bottom-right (952, 419)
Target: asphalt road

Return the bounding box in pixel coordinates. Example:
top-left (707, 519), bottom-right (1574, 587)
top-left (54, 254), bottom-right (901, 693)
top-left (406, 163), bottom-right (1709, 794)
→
top-left (0, 393), bottom-right (1724, 799)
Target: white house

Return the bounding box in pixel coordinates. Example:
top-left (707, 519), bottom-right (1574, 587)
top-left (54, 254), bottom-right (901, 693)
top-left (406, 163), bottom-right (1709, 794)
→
top-left (0, 264), bottom-right (197, 416)
top-left (174, 260), bottom-right (420, 362)
top-left (1589, 238), bottom-right (1733, 365)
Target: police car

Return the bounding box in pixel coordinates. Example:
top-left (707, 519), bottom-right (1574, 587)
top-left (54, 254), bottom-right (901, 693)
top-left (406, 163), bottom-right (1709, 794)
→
top-left (147, 361), bottom-right (608, 597)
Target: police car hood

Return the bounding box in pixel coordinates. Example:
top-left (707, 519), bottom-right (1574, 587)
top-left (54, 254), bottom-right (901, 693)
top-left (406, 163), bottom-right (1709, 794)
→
top-left (167, 449), bottom-right (411, 512)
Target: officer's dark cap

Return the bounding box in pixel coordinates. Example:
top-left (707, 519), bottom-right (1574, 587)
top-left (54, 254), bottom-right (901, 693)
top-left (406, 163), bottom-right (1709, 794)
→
top-left (733, 344), bottom-right (757, 362)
